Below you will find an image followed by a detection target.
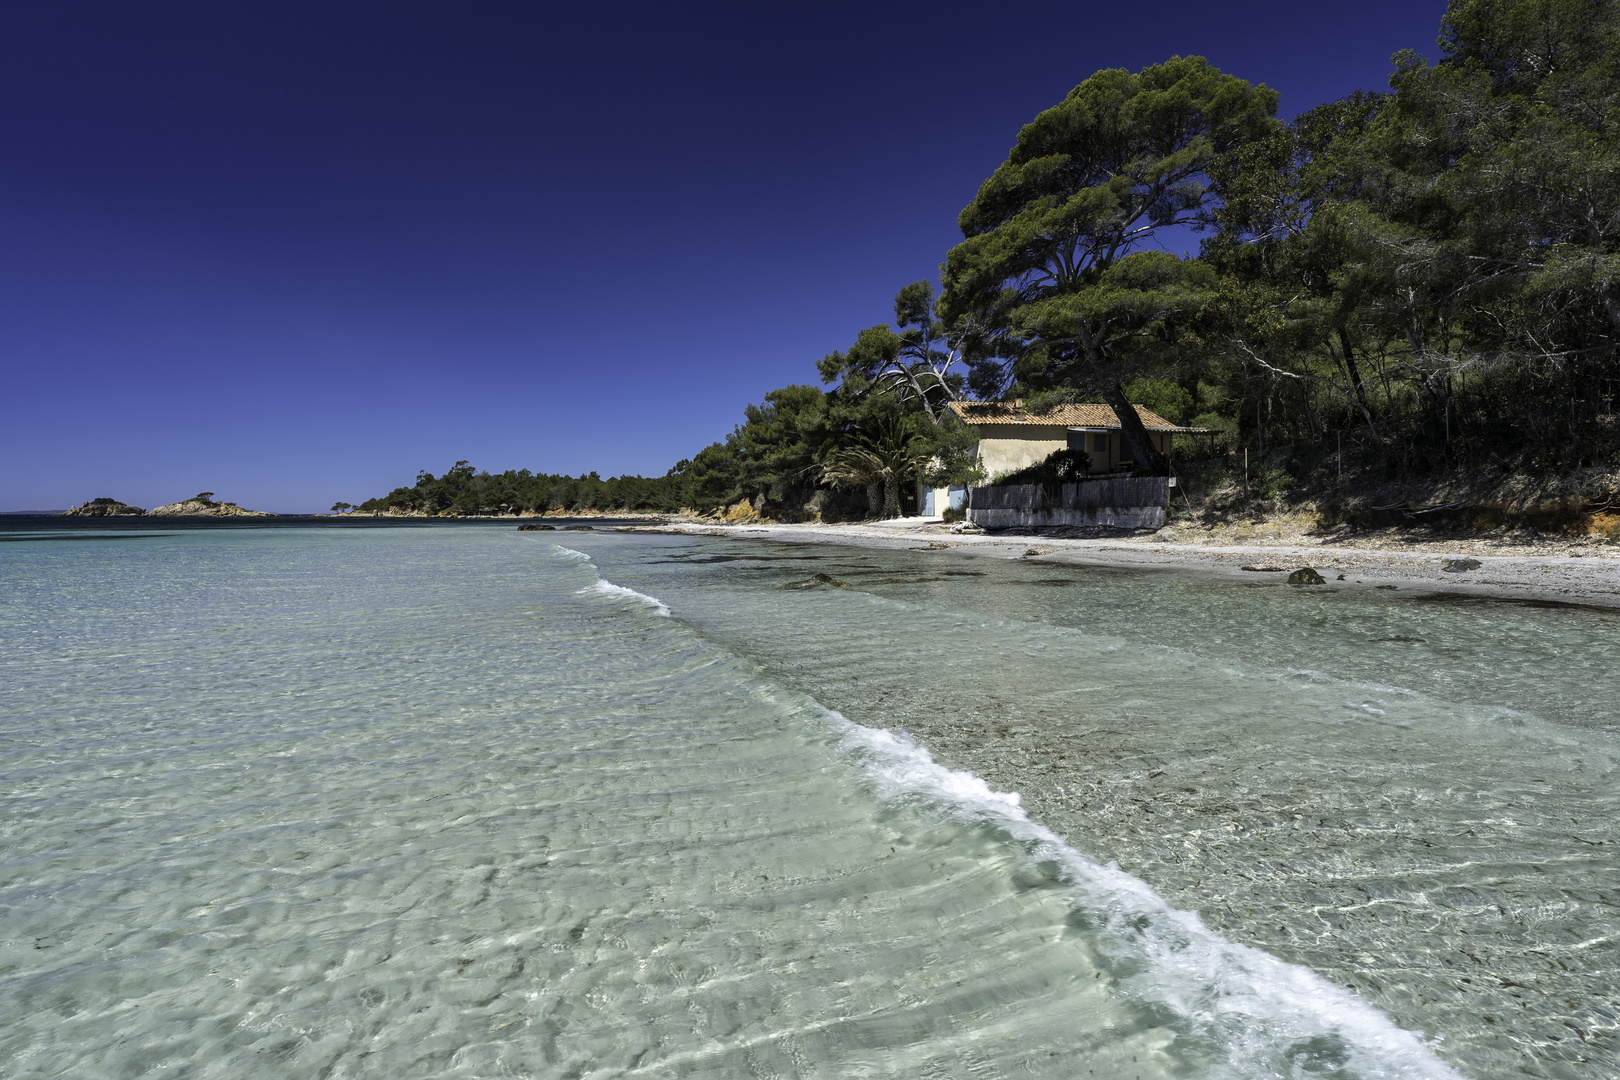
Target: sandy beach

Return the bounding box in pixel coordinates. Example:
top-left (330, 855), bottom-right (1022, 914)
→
top-left (627, 518), bottom-right (1620, 610)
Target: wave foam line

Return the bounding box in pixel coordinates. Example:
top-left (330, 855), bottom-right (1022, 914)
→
top-left (584, 578), bottom-right (671, 617)
top-left (827, 714), bottom-right (1466, 1080)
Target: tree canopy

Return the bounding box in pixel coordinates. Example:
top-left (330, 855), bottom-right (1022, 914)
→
top-left (940, 56), bottom-right (1279, 472)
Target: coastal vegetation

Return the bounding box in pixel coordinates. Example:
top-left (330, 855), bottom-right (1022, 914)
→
top-left (357, 0), bottom-right (1618, 522)
top-left (356, 462), bottom-right (689, 516)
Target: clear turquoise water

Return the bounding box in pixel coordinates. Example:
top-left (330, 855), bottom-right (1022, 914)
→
top-left (2, 525), bottom-right (1613, 1078)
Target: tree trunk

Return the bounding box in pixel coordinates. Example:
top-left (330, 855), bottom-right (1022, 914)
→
top-left (882, 475), bottom-right (900, 518)
top-left (1337, 329), bottom-right (1381, 441)
top-left (865, 482), bottom-right (882, 519)
top-left (1101, 382), bottom-right (1171, 475)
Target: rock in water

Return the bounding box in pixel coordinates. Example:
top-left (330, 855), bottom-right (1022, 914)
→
top-left (517, 523), bottom-right (555, 531)
top-left (949, 520), bottom-right (985, 534)
top-left (1288, 567), bottom-right (1326, 585)
top-left (780, 573), bottom-right (851, 590)
top-left (562, 525), bottom-right (593, 531)
top-left (60, 498), bottom-right (145, 516)
top-left (1241, 563), bottom-right (1288, 572)
top-left (1442, 558), bottom-right (1482, 572)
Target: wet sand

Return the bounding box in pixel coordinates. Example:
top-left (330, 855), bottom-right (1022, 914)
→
top-left (629, 519), bottom-right (1620, 610)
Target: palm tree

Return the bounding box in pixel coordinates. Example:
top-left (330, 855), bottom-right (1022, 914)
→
top-left (820, 416), bottom-right (934, 517)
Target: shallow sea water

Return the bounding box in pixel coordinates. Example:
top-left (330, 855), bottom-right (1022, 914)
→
top-left (1, 525), bottom-right (1613, 1078)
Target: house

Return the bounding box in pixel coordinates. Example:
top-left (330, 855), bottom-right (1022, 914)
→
top-left (946, 400), bottom-right (1207, 481)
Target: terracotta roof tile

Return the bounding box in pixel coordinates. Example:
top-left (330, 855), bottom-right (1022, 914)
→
top-left (947, 400), bottom-right (1207, 432)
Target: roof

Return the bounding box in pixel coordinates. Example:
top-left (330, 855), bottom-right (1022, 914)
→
top-left (947, 400), bottom-right (1210, 433)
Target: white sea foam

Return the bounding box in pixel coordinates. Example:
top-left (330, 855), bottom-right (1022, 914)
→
top-left (555, 544), bottom-right (672, 616)
top-left (824, 711), bottom-right (1467, 1080)
top-left (585, 578), bottom-right (671, 616)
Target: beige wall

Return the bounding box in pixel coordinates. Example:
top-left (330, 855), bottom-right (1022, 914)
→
top-left (977, 424), bottom-right (1068, 480)
top-left (978, 427), bottom-right (1174, 479)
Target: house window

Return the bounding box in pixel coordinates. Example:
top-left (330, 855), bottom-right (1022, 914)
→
top-left (1093, 432), bottom-right (1108, 453)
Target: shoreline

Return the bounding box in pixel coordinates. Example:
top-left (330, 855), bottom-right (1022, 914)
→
top-left (626, 519), bottom-right (1620, 610)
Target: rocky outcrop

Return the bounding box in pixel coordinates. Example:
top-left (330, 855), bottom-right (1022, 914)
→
top-left (147, 496), bottom-right (273, 517)
top-left (517, 522), bottom-right (555, 531)
top-left (780, 573), bottom-right (851, 590)
top-left (61, 498), bottom-right (145, 516)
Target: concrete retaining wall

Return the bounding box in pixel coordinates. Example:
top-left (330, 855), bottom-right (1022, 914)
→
top-left (968, 478), bottom-right (1168, 530)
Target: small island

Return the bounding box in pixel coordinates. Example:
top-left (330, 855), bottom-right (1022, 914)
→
top-left (148, 492), bottom-right (273, 517)
top-left (60, 497), bottom-right (146, 517)
top-left (58, 492), bottom-right (274, 518)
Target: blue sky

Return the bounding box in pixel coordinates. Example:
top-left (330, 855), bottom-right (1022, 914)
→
top-left (1, 1), bottom-right (1447, 512)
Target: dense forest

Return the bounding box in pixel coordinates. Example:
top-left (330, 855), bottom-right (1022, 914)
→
top-left (356, 463), bottom-right (688, 516)
top-left (360, 0), bottom-right (1618, 518)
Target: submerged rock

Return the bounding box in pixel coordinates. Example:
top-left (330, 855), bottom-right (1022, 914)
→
top-left (60, 498), bottom-right (145, 517)
top-left (1443, 558), bottom-right (1482, 572)
top-left (1241, 563), bottom-right (1288, 572)
top-left (517, 523), bottom-right (555, 531)
top-left (780, 573), bottom-right (851, 590)
top-left (1288, 567), bottom-right (1326, 585)
top-left (562, 524), bottom-right (594, 531)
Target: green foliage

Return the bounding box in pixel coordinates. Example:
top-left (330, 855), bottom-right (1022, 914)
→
top-left (1121, 377), bottom-right (1194, 426)
top-left (819, 413), bottom-right (937, 517)
top-left (937, 57), bottom-right (1278, 475)
top-left (678, 442), bottom-right (744, 510)
top-left (929, 14), bottom-right (1620, 476)
top-left (734, 384), bottom-right (829, 499)
top-left (818, 281), bottom-right (967, 419)
top-left (1188, 0), bottom-right (1620, 470)
top-left (940, 56), bottom-right (1278, 397)
top-left (356, 461), bottom-right (690, 516)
